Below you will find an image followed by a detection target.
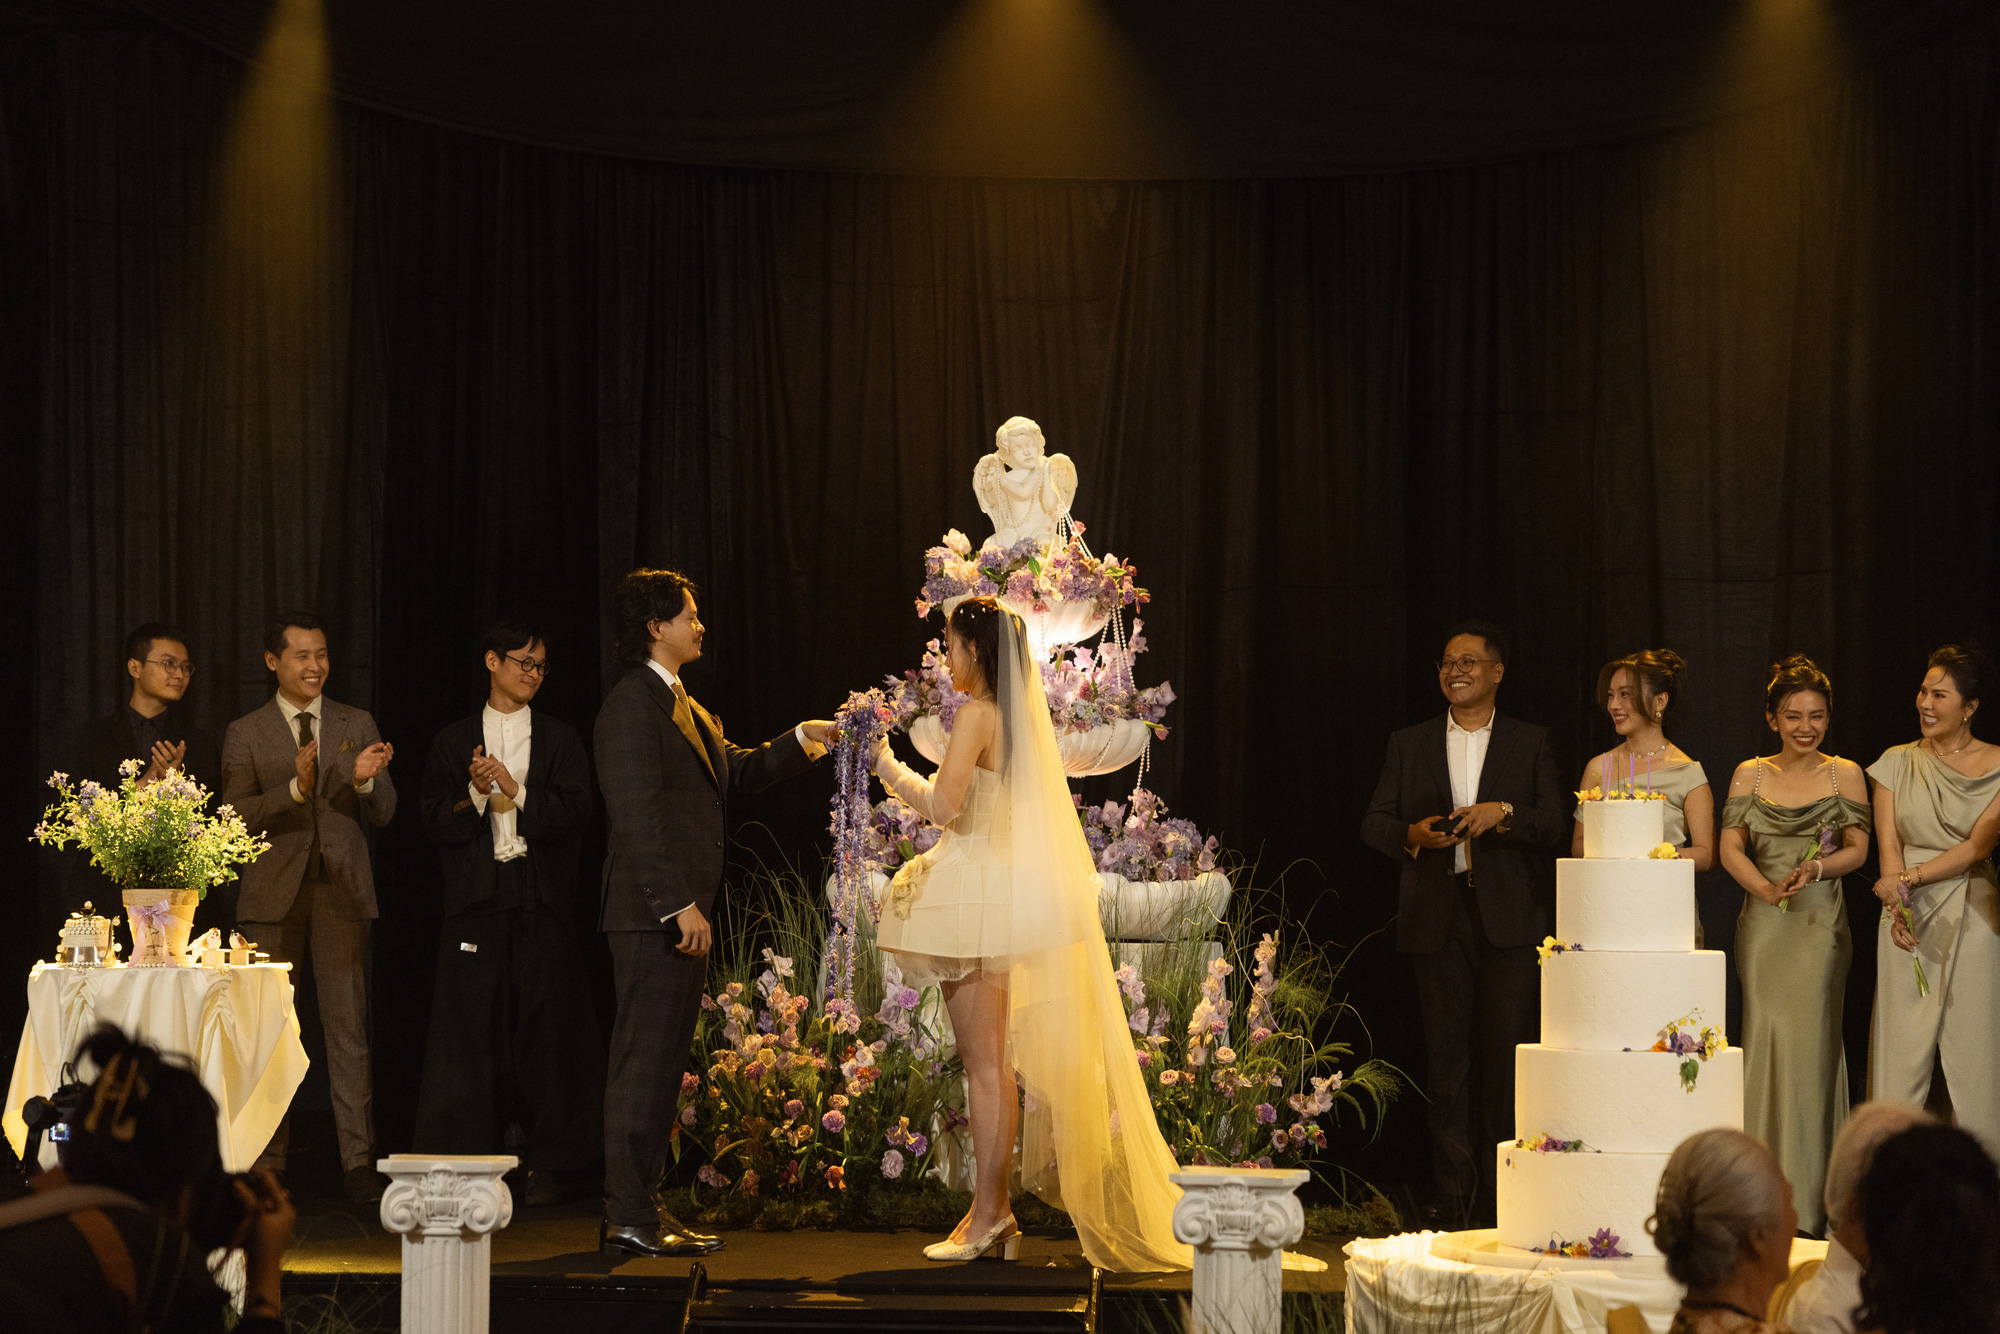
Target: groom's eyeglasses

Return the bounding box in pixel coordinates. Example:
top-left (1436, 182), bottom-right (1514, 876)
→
top-left (1436, 657), bottom-right (1499, 675)
top-left (504, 654), bottom-right (550, 678)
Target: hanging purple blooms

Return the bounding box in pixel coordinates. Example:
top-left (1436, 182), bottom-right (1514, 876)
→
top-left (826, 689), bottom-right (897, 1029)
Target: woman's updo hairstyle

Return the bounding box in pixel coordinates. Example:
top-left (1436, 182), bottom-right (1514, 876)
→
top-left (1648, 1128), bottom-right (1788, 1291)
top-left (1765, 654), bottom-right (1833, 715)
top-left (1596, 648), bottom-right (1687, 726)
top-left (63, 1025), bottom-right (223, 1207)
top-left (1927, 643), bottom-right (1996, 714)
top-left (948, 597), bottom-right (1006, 700)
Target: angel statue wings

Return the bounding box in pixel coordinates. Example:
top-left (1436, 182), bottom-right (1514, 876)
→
top-left (972, 417), bottom-right (1078, 550)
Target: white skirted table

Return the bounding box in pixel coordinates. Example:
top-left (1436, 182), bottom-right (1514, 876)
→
top-left (1344, 1231), bottom-right (1829, 1334)
top-left (3, 962), bottom-right (309, 1172)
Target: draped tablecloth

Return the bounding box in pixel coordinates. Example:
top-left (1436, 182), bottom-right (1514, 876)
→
top-left (1344, 1232), bottom-right (1829, 1334)
top-left (3, 963), bottom-right (309, 1172)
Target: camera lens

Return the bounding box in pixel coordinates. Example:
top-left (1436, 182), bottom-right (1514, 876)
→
top-left (188, 1169), bottom-right (250, 1250)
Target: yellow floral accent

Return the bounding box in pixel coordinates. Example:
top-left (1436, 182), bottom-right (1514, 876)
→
top-left (886, 849), bottom-right (933, 920)
top-left (1573, 786), bottom-right (1603, 802)
top-left (1647, 843), bottom-right (1679, 860)
top-left (1536, 936), bottom-right (1578, 965)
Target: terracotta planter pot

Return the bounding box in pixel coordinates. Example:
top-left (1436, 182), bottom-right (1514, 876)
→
top-left (122, 888), bottom-right (201, 967)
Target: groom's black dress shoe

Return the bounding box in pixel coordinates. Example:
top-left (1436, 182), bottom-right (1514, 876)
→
top-left (601, 1220), bottom-right (724, 1257)
top-left (655, 1211), bottom-right (720, 1246)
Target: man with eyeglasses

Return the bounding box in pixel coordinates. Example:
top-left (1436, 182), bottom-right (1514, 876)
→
top-left (63, 622), bottom-right (224, 920)
top-left (1361, 619), bottom-right (1568, 1231)
top-left (412, 622), bottom-right (603, 1206)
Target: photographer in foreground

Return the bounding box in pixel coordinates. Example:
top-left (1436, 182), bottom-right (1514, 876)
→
top-left (0, 1026), bottom-right (294, 1331)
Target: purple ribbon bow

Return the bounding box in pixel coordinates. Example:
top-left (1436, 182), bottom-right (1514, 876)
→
top-left (130, 902), bottom-right (175, 931)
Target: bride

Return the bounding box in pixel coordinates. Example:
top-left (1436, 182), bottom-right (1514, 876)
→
top-left (869, 596), bottom-right (1190, 1271)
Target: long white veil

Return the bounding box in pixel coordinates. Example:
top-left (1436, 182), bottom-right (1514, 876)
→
top-left (993, 610), bottom-right (1190, 1271)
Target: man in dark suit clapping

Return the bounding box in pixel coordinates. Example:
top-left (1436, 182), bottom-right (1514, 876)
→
top-left (415, 622), bottom-right (603, 1205)
top-left (595, 568), bottom-right (833, 1258)
top-left (1360, 619), bottom-right (1569, 1230)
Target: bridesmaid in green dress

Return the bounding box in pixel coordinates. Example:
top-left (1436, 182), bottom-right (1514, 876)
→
top-left (1720, 655), bottom-right (1871, 1236)
top-left (1573, 649), bottom-right (1714, 870)
top-left (1867, 644), bottom-right (2000, 1154)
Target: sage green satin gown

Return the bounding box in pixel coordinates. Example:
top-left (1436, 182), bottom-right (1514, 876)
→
top-left (1725, 760), bottom-right (1871, 1236)
top-left (1867, 743), bottom-right (2000, 1158)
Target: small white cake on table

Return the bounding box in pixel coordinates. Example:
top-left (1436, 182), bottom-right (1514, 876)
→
top-left (1493, 795), bottom-right (1742, 1261)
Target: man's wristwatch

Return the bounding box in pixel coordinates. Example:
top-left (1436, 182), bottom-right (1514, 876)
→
top-left (1496, 801), bottom-right (1514, 835)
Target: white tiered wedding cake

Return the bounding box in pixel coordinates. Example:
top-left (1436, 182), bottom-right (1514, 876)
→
top-left (1494, 796), bottom-right (1744, 1260)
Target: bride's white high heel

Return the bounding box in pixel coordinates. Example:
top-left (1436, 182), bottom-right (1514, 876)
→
top-left (922, 1214), bottom-right (1021, 1262)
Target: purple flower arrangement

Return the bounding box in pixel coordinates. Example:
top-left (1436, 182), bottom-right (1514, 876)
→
top-left (684, 947), bottom-right (950, 1201)
top-left (1650, 1010), bottom-right (1726, 1092)
top-left (825, 794), bottom-right (943, 876)
top-left (1537, 1228), bottom-right (1631, 1260)
top-left (886, 625), bottom-right (1174, 741)
top-left (1116, 932), bottom-right (1392, 1171)
top-left (1077, 788), bottom-right (1219, 883)
top-left (34, 763), bottom-right (267, 896)
top-left (913, 525), bottom-right (1146, 621)
top-left (1893, 880), bottom-right (1931, 997)
top-left (1041, 621), bottom-right (1175, 737)
top-left (826, 690), bottom-right (896, 1030)
top-left (1514, 1134), bottom-right (1592, 1154)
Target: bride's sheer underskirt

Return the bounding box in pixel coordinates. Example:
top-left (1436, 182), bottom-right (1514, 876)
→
top-left (879, 946), bottom-right (1025, 992)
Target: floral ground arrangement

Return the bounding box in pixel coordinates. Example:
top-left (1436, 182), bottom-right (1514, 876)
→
top-left (669, 859), bottom-right (1403, 1236)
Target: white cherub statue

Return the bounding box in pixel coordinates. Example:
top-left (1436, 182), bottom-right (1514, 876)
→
top-left (972, 416), bottom-right (1078, 550)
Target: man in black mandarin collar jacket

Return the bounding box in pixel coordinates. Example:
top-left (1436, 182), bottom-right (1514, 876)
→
top-left (594, 569), bottom-right (831, 1258)
top-left (1360, 620), bottom-right (1569, 1230)
top-left (414, 624), bottom-right (603, 1204)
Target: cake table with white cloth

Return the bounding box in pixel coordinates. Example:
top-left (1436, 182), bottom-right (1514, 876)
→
top-left (3, 962), bottom-right (309, 1171)
top-left (1344, 1231), bottom-right (1827, 1334)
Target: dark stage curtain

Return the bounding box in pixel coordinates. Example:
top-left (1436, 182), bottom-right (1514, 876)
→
top-left (113, 0), bottom-right (1993, 179)
top-left (3, 8), bottom-right (1997, 1190)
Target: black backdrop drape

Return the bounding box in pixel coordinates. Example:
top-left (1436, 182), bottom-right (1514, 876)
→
top-left (3, 3), bottom-right (1998, 1196)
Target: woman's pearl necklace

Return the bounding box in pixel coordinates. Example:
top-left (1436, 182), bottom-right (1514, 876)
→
top-left (1617, 740), bottom-right (1670, 760)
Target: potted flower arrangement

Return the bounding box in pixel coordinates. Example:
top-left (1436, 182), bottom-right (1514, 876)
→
top-left (913, 526), bottom-right (1145, 651)
top-left (1116, 932), bottom-right (1397, 1174)
top-left (33, 763), bottom-right (267, 966)
top-left (1082, 788), bottom-right (1230, 941)
top-left (888, 622), bottom-right (1173, 778)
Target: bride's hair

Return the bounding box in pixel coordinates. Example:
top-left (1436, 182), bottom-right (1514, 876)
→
top-left (949, 598), bottom-right (1006, 698)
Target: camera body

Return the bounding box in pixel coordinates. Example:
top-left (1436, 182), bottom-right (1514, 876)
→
top-left (1432, 814), bottom-right (1465, 841)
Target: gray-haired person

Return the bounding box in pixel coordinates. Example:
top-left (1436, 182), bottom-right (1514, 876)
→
top-left (1777, 1102), bottom-right (1931, 1334)
top-left (1649, 1128), bottom-right (1798, 1334)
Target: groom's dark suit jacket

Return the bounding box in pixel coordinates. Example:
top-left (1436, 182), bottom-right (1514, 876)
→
top-left (1360, 711), bottom-right (1570, 953)
top-left (594, 661), bottom-right (820, 1224)
top-left (594, 663), bottom-right (818, 930)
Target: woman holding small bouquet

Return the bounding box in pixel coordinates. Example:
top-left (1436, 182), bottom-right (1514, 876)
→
top-left (1573, 649), bottom-right (1714, 870)
top-left (1719, 655), bottom-right (1870, 1235)
top-left (866, 596), bottom-right (1186, 1271)
top-left (1867, 644), bottom-right (2000, 1150)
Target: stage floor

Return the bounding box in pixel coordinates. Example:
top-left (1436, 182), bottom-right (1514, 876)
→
top-left (282, 1196), bottom-right (1350, 1332)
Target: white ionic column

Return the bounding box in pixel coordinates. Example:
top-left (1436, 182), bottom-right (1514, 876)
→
top-left (1170, 1166), bottom-right (1308, 1334)
top-left (379, 1154), bottom-right (518, 1334)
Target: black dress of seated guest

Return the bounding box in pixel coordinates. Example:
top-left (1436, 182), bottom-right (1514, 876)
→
top-left (61, 704), bottom-right (227, 928)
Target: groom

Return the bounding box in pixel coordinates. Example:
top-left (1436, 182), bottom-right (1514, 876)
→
top-left (595, 568), bottom-right (832, 1257)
